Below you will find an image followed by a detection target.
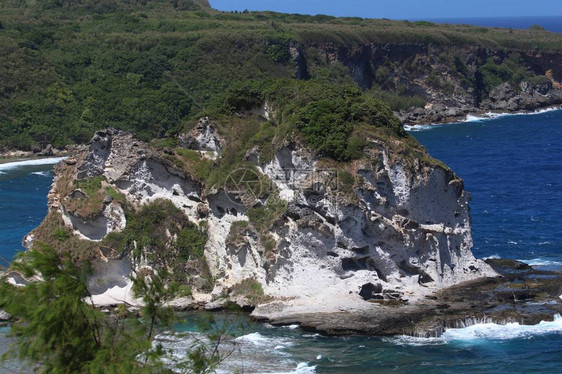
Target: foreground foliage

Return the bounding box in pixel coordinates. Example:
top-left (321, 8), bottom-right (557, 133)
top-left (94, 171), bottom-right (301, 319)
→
top-left (0, 244), bottom-right (226, 373)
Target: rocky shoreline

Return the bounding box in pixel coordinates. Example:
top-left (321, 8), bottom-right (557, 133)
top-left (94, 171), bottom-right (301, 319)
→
top-left (252, 259), bottom-right (562, 336)
top-left (400, 104), bottom-right (562, 127)
top-left (398, 87), bottom-right (562, 126)
top-left (84, 258), bottom-right (562, 338)
top-left (4, 256), bottom-right (560, 339)
top-left (0, 147), bottom-right (69, 161)
top-left (5, 109), bottom-right (561, 338)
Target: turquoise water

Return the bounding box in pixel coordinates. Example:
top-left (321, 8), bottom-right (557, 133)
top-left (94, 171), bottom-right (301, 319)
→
top-left (167, 312), bottom-right (562, 373)
top-left (1, 111), bottom-right (562, 372)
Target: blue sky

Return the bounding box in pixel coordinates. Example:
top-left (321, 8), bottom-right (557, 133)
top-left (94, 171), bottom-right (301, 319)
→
top-left (209, 1), bottom-right (562, 20)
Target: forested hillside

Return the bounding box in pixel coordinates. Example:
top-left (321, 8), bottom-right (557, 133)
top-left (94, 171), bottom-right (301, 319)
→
top-left (2, 0), bottom-right (562, 151)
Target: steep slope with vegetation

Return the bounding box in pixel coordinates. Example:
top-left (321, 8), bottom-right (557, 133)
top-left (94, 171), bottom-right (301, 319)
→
top-left (1, 0), bottom-right (562, 151)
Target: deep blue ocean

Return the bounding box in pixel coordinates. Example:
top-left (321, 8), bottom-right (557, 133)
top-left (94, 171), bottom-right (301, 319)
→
top-left (1, 110), bottom-right (562, 372)
top-left (411, 110), bottom-right (562, 270)
top-left (0, 159), bottom-right (58, 266)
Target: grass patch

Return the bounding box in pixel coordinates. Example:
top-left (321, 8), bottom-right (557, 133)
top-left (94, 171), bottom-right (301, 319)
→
top-left (65, 176), bottom-right (126, 218)
top-left (247, 197), bottom-right (287, 234)
top-left (229, 278), bottom-right (271, 304)
top-left (52, 229), bottom-right (70, 242)
top-left (174, 148), bottom-right (214, 182)
top-left (28, 212), bottom-right (100, 264)
top-left (74, 175), bottom-right (105, 196)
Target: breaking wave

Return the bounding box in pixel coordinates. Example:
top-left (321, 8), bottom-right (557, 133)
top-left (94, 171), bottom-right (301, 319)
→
top-left (519, 258), bottom-right (562, 267)
top-left (403, 124), bottom-right (437, 132)
top-left (30, 171), bottom-right (51, 177)
top-left (404, 107), bottom-right (562, 131)
top-left (156, 330), bottom-right (314, 374)
top-left (0, 157), bottom-right (66, 172)
top-left (387, 314), bottom-right (562, 346)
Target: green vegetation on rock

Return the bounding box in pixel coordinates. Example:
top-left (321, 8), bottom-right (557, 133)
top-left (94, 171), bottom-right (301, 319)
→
top-left (218, 79), bottom-right (405, 162)
top-left (103, 199), bottom-right (210, 285)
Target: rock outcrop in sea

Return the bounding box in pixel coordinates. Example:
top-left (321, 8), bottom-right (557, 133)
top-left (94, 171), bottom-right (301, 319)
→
top-left (19, 120), bottom-right (506, 332)
top-left (312, 43), bottom-right (562, 124)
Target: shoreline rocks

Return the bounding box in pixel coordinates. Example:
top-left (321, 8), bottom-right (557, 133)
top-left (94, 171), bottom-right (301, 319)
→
top-left (399, 103), bottom-right (562, 127)
top-left (0, 147), bottom-right (69, 161)
top-left (251, 259), bottom-right (562, 336)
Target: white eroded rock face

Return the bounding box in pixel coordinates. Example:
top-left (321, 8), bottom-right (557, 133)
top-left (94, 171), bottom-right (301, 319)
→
top-left (178, 117), bottom-right (223, 153)
top-left (61, 202), bottom-right (126, 241)
top-left (86, 256), bottom-right (140, 306)
top-left (248, 143), bottom-right (496, 318)
top-left (38, 128), bottom-right (496, 311)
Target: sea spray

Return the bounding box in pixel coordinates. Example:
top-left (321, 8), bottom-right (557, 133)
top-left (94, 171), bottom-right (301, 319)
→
top-left (388, 314), bottom-right (562, 346)
top-left (405, 107), bottom-right (562, 131)
top-left (0, 157), bottom-right (66, 172)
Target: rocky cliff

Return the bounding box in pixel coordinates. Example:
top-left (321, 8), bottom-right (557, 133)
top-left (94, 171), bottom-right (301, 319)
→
top-left (24, 119), bottom-right (496, 321)
top-left (306, 43), bottom-right (562, 124)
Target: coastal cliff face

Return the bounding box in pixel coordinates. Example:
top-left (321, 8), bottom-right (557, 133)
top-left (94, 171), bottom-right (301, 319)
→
top-left (307, 43), bottom-right (562, 124)
top-left (26, 123), bottom-right (495, 315)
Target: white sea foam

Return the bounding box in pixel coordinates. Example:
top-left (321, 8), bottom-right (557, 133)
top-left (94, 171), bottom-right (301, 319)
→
top-left (283, 324), bottom-right (300, 330)
top-left (385, 335), bottom-right (445, 346)
top-left (519, 258), bottom-right (562, 267)
top-left (235, 332), bottom-right (269, 345)
top-left (30, 171), bottom-right (51, 177)
top-left (0, 157), bottom-right (66, 172)
top-left (253, 362), bottom-right (317, 374)
top-left (404, 107), bottom-right (562, 132)
top-left (403, 124), bottom-right (436, 132)
top-left (442, 314), bottom-right (562, 341)
top-left (235, 332), bottom-right (294, 349)
top-left (157, 331), bottom-right (304, 373)
top-left (388, 314), bottom-right (562, 346)
top-left (465, 108), bottom-right (560, 122)
top-left (483, 254), bottom-right (501, 260)
top-left (293, 362), bottom-right (317, 373)
top-left (465, 112), bottom-right (510, 122)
